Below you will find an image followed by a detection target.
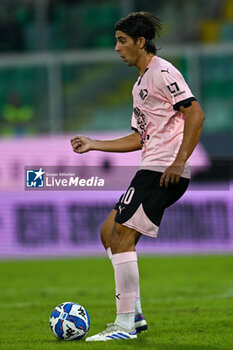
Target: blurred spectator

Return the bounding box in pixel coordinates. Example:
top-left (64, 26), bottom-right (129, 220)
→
top-left (1, 93), bottom-right (35, 137)
top-left (0, 0), bottom-right (232, 53)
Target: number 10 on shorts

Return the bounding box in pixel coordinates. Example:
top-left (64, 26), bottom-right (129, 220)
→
top-left (121, 187), bottom-right (135, 205)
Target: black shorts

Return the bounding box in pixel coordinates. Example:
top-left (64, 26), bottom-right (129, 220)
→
top-left (114, 170), bottom-right (189, 237)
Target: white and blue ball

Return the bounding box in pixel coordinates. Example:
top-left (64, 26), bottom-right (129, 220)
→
top-left (49, 302), bottom-right (90, 340)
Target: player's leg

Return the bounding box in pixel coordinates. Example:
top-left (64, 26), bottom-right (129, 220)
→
top-left (111, 223), bottom-right (141, 332)
top-left (87, 172), bottom-right (152, 342)
top-left (100, 209), bottom-right (146, 331)
top-left (86, 223), bottom-right (141, 342)
top-left (110, 223), bottom-right (147, 333)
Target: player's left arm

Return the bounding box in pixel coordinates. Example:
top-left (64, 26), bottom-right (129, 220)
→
top-left (160, 100), bottom-right (205, 187)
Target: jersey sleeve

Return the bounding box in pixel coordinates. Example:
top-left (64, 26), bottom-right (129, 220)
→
top-left (155, 64), bottom-right (196, 110)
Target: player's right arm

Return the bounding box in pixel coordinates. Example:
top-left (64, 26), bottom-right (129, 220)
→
top-left (71, 132), bottom-right (142, 154)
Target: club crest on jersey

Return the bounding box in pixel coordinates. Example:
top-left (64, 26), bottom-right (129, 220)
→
top-left (139, 89), bottom-right (148, 100)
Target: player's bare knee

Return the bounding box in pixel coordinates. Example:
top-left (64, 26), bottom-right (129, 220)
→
top-left (110, 223), bottom-right (137, 254)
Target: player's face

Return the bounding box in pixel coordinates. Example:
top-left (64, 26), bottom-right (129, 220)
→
top-left (115, 31), bottom-right (141, 66)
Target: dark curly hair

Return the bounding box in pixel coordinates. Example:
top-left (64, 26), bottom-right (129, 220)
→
top-left (115, 12), bottom-right (161, 54)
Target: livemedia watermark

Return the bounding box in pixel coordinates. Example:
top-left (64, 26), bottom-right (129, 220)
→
top-left (25, 165), bottom-right (231, 191)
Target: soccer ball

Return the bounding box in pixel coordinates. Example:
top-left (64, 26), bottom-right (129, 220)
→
top-left (49, 301), bottom-right (90, 340)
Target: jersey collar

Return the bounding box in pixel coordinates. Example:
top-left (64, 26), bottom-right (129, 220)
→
top-left (138, 56), bottom-right (156, 86)
top-left (147, 55), bottom-right (156, 69)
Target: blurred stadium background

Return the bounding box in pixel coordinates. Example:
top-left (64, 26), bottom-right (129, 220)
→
top-left (0, 0), bottom-right (233, 258)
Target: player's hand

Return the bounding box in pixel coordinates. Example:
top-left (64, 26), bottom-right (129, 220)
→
top-left (71, 135), bottom-right (94, 154)
top-left (160, 161), bottom-right (185, 187)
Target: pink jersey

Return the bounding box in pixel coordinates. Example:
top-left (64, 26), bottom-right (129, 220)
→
top-left (131, 56), bottom-right (195, 178)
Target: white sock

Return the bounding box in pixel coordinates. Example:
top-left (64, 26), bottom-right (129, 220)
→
top-left (115, 312), bottom-right (135, 331)
top-left (112, 252), bottom-right (138, 331)
top-left (106, 247), bottom-right (144, 318)
top-left (135, 297), bottom-right (142, 316)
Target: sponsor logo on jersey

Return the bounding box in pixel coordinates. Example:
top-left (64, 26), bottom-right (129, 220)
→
top-left (161, 68), bottom-right (170, 74)
top-left (166, 82), bottom-right (180, 94)
top-left (133, 107), bottom-right (149, 145)
top-left (166, 82), bottom-right (186, 98)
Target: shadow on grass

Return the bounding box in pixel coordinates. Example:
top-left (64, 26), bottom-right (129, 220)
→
top-left (14, 338), bottom-right (229, 350)
top-left (12, 339), bottom-right (229, 350)
top-left (144, 345), bottom-right (228, 350)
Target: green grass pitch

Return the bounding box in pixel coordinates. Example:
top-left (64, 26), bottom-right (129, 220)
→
top-left (0, 255), bottom-right (232, 350)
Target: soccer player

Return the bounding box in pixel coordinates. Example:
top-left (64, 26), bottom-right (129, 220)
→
top-left (71, 12), bottom-right (205, 342)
